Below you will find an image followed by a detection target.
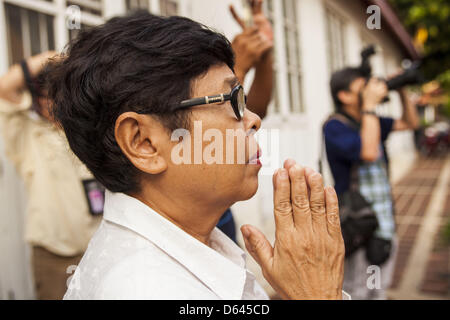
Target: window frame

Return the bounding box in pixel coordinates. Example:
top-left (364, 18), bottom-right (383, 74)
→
top-left (125, 0), bottom-right (180, 16)
top-left (324, 5), bottom-right (348, 74)
top-left (3, 1), bottom-right (58, 65)
top-left (264, 0), bottom-right (304, 119)
top-left (0, 0), bottom-right (185, 70)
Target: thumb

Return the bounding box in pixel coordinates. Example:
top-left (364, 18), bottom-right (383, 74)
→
top-left (241, 225), bottom-right (274, 271)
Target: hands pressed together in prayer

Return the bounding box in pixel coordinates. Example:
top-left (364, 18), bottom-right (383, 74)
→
top-left (241, 159), bottom-right (346, 300)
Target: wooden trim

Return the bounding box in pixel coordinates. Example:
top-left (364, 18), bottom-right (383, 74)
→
top-left (362, 0), bottom-right (420, 60)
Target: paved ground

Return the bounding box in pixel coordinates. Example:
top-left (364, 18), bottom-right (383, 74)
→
top-left (387, 154), bottom-right (450, 299)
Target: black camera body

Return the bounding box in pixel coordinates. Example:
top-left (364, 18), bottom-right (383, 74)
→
top-left (358, 45), bottom-right (423, 99)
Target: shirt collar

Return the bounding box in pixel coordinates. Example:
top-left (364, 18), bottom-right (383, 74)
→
top-left (103, 190), bottom-right (248, 300)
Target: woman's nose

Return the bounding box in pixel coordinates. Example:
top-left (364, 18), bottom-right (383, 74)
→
top-left (243, 109), bottom-right (261, 133)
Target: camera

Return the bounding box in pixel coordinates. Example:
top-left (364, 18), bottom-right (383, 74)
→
top-left (359, 45), bottom-right (424, 100)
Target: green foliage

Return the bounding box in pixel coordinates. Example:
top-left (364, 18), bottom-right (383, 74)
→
top-left (437, 69), bottom-right (450, 91)
top-left (436, 65), bottom-right (450, 118)
top-left (443, 219), bottom-right (450, 246)
top-left (389, 0), bottom-right (450, 82)
top-left (442, 101), bottom-right (450, 119)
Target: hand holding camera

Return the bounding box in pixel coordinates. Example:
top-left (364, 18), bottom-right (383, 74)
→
top-left (358, 45), bottom-right (423, 105)
top-left (362, 78), bottom-right (389, 111)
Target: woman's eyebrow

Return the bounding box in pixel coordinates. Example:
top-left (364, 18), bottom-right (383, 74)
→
top-left (223, 76), bottom-right (240, 90)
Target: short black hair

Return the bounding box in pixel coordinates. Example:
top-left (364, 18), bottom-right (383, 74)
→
top-left (47, 11), bottom-right (235, 193)
top-left (329, 67), bottom-right (364, 110)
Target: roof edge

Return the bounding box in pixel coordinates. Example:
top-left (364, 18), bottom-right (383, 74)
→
top-left (362, 0), bottom-right (420, 60)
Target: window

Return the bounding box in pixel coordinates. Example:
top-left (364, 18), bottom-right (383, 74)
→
top-left (125, 0), bottom-right (178, 16)
top-left (2, 0), bottom-right (181, 69)
top-left (4, 3), bottom-right (55, 65)
top-left (67, 0), bottom-right (103, 17)
top-left (66, 1), bottom-right (106, 42)
top-left (126, 0), bottom-right (149, 11)
top-left (159, 0), bottom-right (178, 16)
top-left (69, 24), bottom-right (92, 41)
top-left (264, 0), bottom-right (279, 114)
top-left (265, 0), bottom-right (303, 115)
top-left (325, 8), bottom-right (347, 73)
top-left (3, 0), bottom-right (110, 67)
top-left (282, 0), bottom-right (302, 113)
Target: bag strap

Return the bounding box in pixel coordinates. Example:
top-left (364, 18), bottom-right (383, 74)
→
top-left (318, 115), bottom-right (334, 175)
top-left (328, 112), bottom-right (360, 131)
top-left (319, 112), bottom-right (361, 192)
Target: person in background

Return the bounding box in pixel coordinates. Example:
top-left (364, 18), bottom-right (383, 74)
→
top-left (217, 0), bottom-right (273, 242)
top-left (324, 67), bottom-right (419, 299)
top-left (0, 52), bottom-right (102, 299)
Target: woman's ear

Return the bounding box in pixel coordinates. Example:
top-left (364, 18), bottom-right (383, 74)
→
top-left (337, 90), bottom-right (351, 106)
top-left (115, 112), bottom-right (168, 175)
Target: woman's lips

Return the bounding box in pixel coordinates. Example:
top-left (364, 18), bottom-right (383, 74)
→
top-left (248, 148), bottom-right (262, 165)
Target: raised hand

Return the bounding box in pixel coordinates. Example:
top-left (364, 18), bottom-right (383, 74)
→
top-left (231, 26), bottom-right (273, 81)
top-left (27, 51), bottom-right (58, 76)
top-left (229, 0), bottom-right (273, 42)
top-left (241, 159), bottom-right (345, 300)
top-left (229, 0), bottom-right (273, 82)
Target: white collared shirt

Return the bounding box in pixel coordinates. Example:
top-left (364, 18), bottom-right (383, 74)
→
top-left (64, 191), bottom-right (269, 300)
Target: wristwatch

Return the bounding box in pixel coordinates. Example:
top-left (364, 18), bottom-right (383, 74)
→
top-left (361, 110), bottom-right (377, 116)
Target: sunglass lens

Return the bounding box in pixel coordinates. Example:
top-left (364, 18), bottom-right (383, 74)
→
top-left (237, 86), bottom-right (245, 118)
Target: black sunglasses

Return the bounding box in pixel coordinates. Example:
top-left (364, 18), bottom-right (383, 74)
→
top-left (177, 84), bottom-right (247, 120)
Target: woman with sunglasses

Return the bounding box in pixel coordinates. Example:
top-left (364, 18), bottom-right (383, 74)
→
top-left (46, 11), bottom-right (346, 300)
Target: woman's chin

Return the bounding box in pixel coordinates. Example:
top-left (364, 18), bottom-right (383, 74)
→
top-left (236, 178), bottom-right (259, 201)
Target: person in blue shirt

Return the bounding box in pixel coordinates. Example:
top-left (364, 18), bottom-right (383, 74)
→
top-left (324, 67), bottom-right (419, 299)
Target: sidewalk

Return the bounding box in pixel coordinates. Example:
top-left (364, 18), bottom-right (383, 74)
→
top-left (387, 154), bottom-right (450, 299)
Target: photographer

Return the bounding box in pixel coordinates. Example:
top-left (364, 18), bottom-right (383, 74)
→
top-left (0, 52), bottom-right (102, 299)
top-left (324, 67), bottom-right (419, 299)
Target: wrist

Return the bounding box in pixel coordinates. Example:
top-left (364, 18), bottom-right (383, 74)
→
top-left (259, 48), bottom-right (273, 61)
top-left (361, 110), bottom-right (377, 117)
top-left (234, 68), bottom-right (247, 84)
top-left (362, 101), bottom-right (377, 112)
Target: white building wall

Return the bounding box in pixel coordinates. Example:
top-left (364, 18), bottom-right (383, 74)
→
top-left (0, 0), bottom-right (417, 299)
top-left (231, 0), bottom-right (417, 296)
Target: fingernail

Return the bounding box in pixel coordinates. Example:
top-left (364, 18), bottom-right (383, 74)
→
top-left (242, 227), bottom-right (250, 239)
